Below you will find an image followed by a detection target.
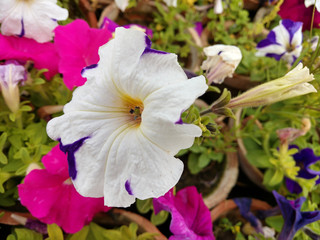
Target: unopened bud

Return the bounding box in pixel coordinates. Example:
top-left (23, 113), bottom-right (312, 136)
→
top-left (201, 44), bottom-right (242, 84)
top-left (226, 63), bottom-right (316, 109)
top-left (0, 61), bottom-right (26, 113)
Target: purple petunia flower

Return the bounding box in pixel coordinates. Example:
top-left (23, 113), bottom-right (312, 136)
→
top-left (153, 186), bottom-right (215, 240)
top-left (256, 19), bottom-right (303, 65)
top-left (233, 198), bottom-right (263, 234)
top-left (285, 146), bottom-right (320, 194)
top-left (273, 190), bottom-right (320, 240)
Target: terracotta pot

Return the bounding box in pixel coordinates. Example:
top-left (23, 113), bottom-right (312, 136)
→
top-left (232, 109), bottom-right (266, 189)
top-left (211, 198), bottom-right (271, 222)
top-left (203, 151), bottom-right (239, 209)
top-left (223, 74), bottom-right (259, 91)
top-left (243, 0), bottom-right (260, 10)
top-left (1, 208), bottom-right (167, 239)
top-left (0, 209), bottom-right (34, 225)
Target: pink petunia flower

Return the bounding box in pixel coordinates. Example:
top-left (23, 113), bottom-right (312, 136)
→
top-left (18, 145), bottom-right (110, 234)
top-left (54, 19), bottom-right (112, 90)
top-left (153, 186), bottom-right (215, 240)
top-left (278, 0), bottom-right (320, 31)
top-left (0, 34), bottom-right (59, 79)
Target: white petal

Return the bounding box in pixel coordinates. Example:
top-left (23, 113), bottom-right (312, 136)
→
top-left (305, 0), bottom-right (320, 11)
top-left (103, 128), bottom-right (184, 207)
top-left (115, 0), bottom-right (129, 11)
top-left (141, 75), bottom-right (207, 154)
top-left (0, 0), bottom-right (68, 43)
top-left (256, 44), bottom-right (286, 56)
top-left (291, 26), bottom-right (303, 48)
top-left (214, 0), bottom-right (223, 14)
top-left (110, 28), bottom-right (148, 87)
top-left (163, 0), bottom-right (177, 7)
top-left (120, 52), bottom-right (188, 100)
top-left (273, 23), bottom-right (290, 47)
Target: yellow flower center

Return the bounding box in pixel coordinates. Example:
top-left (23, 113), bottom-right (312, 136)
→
top-left (122, 94), bottom-right (144, 126)
top-left (18, 0), bottom-right (34, 3)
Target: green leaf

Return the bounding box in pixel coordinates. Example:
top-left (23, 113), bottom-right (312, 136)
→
top-left (0, 152), bottom-right (8, 164)
top-left (20, 105), bottom-right (32, 112)
top-left (151, 210), bottom-right (169, 226)
top-left (235, 232), bottom-right (246, 240)
top-left (208, 151), bottom-right (224, 162)
top-left (137, 232), bottom-right (158, 240)
top-left (189, 144), bottom-right (206, 153)
top-left (14, 228), bottom-right (42, 240)
top-left (269, 169), bottom-right (284, 186)
top-left (20, 148), bottom-right (31, 164)
top-left (6, 234), bottom-right (16, 240)
top-left (0, 132), bottom-right (8, 149)
top-left (265, 215), bottom-right (283, 232)
top-left (136, 198), bottom-right (153, 214)
top-left (246, 149), bottom-right (273, 168)
top-left (47, 223), bottom-right (64, 240)
top-left (8, 135), bottom-right (23, 149)
top-left (207, 85), bottom-right (221, 93)
top-left (187, 153), bottom-right (202, 174)
top-left (69, 226), bottom-right (89, 240)
top-left (198, 153), bottom-right (211, 168)
top-left (9, 113), bottom-right (15, 122)
top-left (0, 172), bottom-right (11, 193)
top-left (175, 148), bottom-right (188, 157)
top-left (87, 222), bottom-right (118, 240)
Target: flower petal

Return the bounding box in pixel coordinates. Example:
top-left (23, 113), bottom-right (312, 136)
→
top-left (153, 187), bottom-right (215, 240)
top-left (141, 76), bottom-right (206, 155)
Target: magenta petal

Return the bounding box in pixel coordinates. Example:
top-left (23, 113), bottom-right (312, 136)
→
top-left (54, 19), bottom-right (112, 89)
top-left (42, 145), bottom-right (69, 178)
top-left (153, 187), bottom-right (215, 240)
top-left (278, 0), bottom-right (320, 31)
top-left (0, 34), bottom-right (59, 79)
top-left (18, 146), bottom-right (110, 233)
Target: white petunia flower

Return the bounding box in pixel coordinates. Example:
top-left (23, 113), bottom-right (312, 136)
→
top-left (0, 0), bottom-right (68, 43)
top-left (47, 28), bottom-right (208, 207)
top-left (201, 44), bottom-right (242, 84)
top-left (305, 0), bottom-right (320, 12)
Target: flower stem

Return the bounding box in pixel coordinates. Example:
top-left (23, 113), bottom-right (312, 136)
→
top-left (309, 4), bottom-right (316, 40)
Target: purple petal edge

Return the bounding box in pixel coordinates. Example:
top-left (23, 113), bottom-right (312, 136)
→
top-left (58, 136), bottom-right (90, 180)
top-left (281, 19), bottom-right (303, 43)
top-left (18, 18), bottom-right (25, 38)
top-left (143, 48), bottom-right (168, 55)
top-left (125, 180), bottom-right (133, 195)
top-left (81, 64), bottom-right (98, 76)
top-left (143, 36), bottom-right (168, 55)
top-left (175, 118), bottom-right (183, 124)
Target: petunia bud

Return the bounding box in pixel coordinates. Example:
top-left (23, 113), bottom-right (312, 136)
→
top-left (226, 63), bottom-right (316, 109)
top-left (201, 44), bottom-right (242, 84)
top-left (214, 0), bottom-right (223, 14)
top-left (0, 61), bottom-right (26, 113)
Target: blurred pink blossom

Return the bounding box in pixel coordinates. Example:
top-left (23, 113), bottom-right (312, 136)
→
top-left (54, 19), bottom-right (112, 90)
top-left (18, 145), bottom-right (110, 233)
top-left (0, 34), bottom-right (59, 79)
